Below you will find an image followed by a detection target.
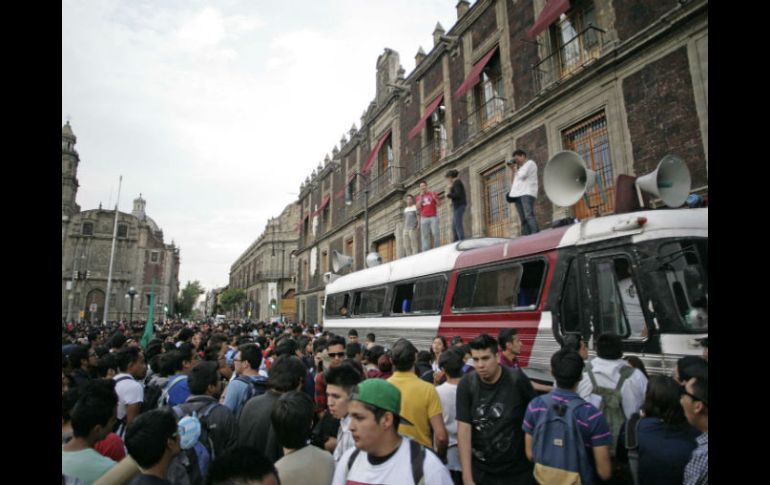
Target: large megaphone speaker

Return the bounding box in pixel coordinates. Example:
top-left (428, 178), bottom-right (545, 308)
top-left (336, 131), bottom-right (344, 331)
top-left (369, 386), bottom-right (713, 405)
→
top-left (635, 155), bottom-right (691, 208)
top-left (331, 250), bottom-right (354, 273)
top-left (544, 151), bottom-right (597, 207)
top-left (365, 252), bottom-right (383, 268)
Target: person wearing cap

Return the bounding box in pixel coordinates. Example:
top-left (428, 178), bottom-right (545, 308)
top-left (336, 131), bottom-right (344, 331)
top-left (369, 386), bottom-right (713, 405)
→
top-left (388, 338), bottom-right (448, 459)
top-left (332, 379), bottom-right (453, 485)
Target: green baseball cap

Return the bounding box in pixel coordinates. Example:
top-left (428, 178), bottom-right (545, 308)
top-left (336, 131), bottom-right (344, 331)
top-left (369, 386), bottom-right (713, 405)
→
top-left (351, 379), bottom-right (413, 426)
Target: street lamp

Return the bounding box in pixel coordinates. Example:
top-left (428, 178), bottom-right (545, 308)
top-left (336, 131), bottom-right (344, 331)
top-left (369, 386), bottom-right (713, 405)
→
top-left (125, 286), bottom-right (137, 323)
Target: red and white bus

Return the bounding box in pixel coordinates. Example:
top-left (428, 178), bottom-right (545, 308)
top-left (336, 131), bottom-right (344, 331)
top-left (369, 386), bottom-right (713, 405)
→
top-left (323, 207), bottom-right (707, 383)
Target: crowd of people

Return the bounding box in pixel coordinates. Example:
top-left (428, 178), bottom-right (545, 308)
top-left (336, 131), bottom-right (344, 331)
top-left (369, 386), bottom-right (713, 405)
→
top-left (62, 318), bottom-right (708, 485)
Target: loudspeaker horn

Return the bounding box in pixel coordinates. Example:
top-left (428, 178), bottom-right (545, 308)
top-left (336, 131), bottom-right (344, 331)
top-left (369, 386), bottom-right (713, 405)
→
top-left (635, 155), bottom-right (691, 208)
top-left (365, 252), bottom-right (383, 268)
top-left (331, 250), bottom-right (354, 273)
top-left (543, 151), bottom-right (597, 207)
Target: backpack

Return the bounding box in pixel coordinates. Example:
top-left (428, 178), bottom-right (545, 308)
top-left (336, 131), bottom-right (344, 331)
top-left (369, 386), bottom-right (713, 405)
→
top-left (623, 412), bottom-right (642, 485)
top-left (112, 375), bottom-right (134, 435)
top-left (140, 379), bottom-right (166, 414)
top-left (584, 362), bottom-right (634, 457)
top-left (233, 375), bottom-right (268, 414)
top-left (346, 438), bottom-right (427, 485)
top-left (158, 375), bottom-right (189, 409)
top-left (167, 401), bottom-right (217, 485)
top-left (531, 394), bottom-right (594, 485)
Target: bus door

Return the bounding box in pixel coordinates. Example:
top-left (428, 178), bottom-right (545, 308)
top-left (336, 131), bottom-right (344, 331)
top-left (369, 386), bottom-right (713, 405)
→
top-left (581, 248), bottom-right (657, 355)
top-left (551, 254), bottom-right (593, 347)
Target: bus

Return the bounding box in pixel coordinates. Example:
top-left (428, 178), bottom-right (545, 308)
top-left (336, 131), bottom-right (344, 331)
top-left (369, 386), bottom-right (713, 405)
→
top-left (323, 207), bottom-right (707, 384)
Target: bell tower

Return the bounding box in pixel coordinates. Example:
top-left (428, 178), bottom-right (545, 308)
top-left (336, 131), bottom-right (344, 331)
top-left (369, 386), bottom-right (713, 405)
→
top-left (62, 121), bottom-right (81, 219)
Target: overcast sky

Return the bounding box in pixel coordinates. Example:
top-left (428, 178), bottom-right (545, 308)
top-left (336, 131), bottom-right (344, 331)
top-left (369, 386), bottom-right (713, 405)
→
top-left (62, 0), bottom-right (462, 292)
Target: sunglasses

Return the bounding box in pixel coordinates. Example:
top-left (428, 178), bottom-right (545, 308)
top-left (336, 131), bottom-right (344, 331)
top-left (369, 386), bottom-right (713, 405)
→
top-left (679, 386), bottom-right (707, 407)
top-left (328, 352), bottom-right (345, 358)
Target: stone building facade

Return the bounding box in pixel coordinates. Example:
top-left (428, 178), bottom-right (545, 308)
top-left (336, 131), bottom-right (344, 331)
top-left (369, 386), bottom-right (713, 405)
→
top-left (229, 203), bottom-right (299, 322)
top-left (292, 0), bottom-right (707, 325)
top-left (61, 122), bottom-right (180, 323)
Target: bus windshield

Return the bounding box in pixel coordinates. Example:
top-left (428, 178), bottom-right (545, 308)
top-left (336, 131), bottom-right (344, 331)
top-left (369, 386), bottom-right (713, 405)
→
top-left (658, 239), bottom-right (708, 332)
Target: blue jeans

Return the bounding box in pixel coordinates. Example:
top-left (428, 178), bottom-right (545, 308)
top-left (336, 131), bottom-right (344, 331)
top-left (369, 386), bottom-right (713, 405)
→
top-left (514, 195), bottom-right (539, 235)
top-left (453, 204), bottom-right (466, 241)
top-left (420, 216), bottom-right (440, 251)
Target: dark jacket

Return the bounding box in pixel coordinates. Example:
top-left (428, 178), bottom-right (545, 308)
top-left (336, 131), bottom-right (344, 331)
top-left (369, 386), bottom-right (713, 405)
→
top-left (447, 179), bottom-right (467, 207)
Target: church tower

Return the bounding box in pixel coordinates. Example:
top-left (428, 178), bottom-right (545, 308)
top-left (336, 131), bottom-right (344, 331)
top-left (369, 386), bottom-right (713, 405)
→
top-left (62, 121), bottom-right (81, 219)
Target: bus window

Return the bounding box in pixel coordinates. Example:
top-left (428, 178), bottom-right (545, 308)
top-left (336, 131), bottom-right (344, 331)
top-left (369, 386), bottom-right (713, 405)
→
top-left (659, 240), bottom-right (708, 331)
top-left (452, 263), bottom-right (524, 311)
top-left (392, 283), bottom-right (414, 314)
top-left (325, 293), bottom-right (350, 318)
top-left (411, 276), bottom-right (445, 313)
top-left (560, 258), bottom-right (581, 333)
top-left (354, 288), bottom-right (387, 316)
top-left (594, 257), bottom-right (646, 338)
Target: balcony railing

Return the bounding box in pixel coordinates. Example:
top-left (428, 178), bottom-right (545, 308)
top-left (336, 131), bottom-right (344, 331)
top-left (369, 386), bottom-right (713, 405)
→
top-left (456, 95), bottom-right (508, 146)
top-left (412, 136), bottom-right (447, 174)
top-left (532, 25), bottom-right (605, 94)
top-left (346, 165), bottom-right (401, 215)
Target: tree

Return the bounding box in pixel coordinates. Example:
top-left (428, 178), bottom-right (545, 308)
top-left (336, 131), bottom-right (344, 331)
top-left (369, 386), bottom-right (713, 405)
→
top-left (176, 280), bottom-right (205, 318)
top-left (219, 288), bottom-right (247, 313)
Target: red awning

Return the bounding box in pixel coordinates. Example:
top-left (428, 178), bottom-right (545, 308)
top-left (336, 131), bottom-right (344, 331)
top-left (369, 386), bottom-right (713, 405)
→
top-left (312, 195), bottom-right (331, 216)
top-left (453, 45), bottom-right (499, 100)
top-left (527, 0), bottom-right (571, 40)
top-left (361, 129), bottom-right (392, 175)
top-left (407, 94), bottom-right (445, 141)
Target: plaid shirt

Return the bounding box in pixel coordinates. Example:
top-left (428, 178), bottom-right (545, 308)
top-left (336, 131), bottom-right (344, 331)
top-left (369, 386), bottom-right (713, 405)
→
top-left (684, 432), bottom-right (708, 485)
top-left (314, 371), bottom-right (327, 412)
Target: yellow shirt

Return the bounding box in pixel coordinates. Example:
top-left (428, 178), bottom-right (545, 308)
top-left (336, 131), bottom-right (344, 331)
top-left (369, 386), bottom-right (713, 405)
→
top-left (387, 371), bottom-right (443, 448)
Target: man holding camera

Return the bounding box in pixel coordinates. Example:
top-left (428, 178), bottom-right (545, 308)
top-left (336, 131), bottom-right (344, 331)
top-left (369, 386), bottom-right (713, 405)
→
top-left (507, 149), bottom-right (540, 235)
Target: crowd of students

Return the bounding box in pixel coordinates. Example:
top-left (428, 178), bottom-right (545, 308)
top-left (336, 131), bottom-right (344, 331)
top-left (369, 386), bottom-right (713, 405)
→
top-left (62, 319), bottom-right (708, 485)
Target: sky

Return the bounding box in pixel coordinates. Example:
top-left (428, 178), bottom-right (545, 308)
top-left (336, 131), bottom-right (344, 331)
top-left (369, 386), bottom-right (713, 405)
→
top-left (62, 0), bottom-right (462, 292)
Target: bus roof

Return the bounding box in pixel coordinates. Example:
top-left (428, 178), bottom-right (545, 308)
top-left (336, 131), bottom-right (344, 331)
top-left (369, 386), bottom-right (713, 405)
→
top-left (325, 238), bottom-right (507, 294)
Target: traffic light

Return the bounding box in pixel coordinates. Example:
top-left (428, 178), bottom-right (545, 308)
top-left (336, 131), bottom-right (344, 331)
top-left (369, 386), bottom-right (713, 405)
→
top-left (86, 270), bottom-right (92, 279)
top-left (164, 304), bottom-right (168, 314)
top-left (73, 270), bottom-right (78, 280)
top-left (270, 299), bottom-right (277, 311)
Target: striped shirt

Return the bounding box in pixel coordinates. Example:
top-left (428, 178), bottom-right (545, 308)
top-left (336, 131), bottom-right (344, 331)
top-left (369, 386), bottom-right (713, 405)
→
top-left (684, 432), bottom-right (708, 485)
top-left (522, 388), bottom-right (612, 447)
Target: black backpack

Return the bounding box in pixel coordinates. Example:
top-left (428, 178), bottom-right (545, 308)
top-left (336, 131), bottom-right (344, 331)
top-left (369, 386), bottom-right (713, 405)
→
top-left (140, 380), bottom-right (166, 413)
top-left (346, 438), bottom-right (428, 485)
top-left (624, 412), bottom-right (643, 485)
top-left (233, 375), bottom-right (268, 411)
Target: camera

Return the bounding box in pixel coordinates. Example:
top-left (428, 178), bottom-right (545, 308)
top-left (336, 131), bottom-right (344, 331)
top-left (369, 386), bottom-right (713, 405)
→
top-left (505, 159), bottom-right (514, 165)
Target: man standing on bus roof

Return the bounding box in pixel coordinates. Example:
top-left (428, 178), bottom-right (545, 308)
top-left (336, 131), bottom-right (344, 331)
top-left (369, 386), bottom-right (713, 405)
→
top-left (416, 179), bottom-right (441, 251)
top-left (445, 169), bottom-right (467, 242)
top-left (508, 149), bottom-right (539, 235)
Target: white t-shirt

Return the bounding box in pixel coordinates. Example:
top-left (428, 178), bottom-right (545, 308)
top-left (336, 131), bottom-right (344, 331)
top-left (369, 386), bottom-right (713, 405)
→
top-left (435, 382), bottom-right (460, 472)
top-left (113, 373), bottom-right (143, 420)
top-left (577, 357), bottom-right (648, 420)
top-left (332, 437), bottom-right (452, 485)
top-left (509, 159), bottom-right (539, 198)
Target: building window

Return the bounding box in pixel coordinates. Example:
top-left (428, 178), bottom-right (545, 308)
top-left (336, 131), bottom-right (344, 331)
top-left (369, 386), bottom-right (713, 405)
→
top-left (117, 224), bottom-right (128, 238)
top-left (427, 105), bottom-right (447, 163)
top-left (482, 164), bottom-right (512, 237)
top-left (82, 222), bottom-right (94, 236)
top-left (151, 251), bottom-right (159, 263)
top-left (375, 236), bottom-right (396, 263)
top-left (551, 1), bottom-right (600, 78)
top-left (474, 51), bottom-right (504, 130)
top-left (562, 111), bottom-right (614, 218)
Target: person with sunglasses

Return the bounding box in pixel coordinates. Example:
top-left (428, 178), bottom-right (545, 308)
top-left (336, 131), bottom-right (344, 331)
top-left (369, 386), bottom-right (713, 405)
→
top-left (680, 376), bottom-right (708, 485)
top-left (314, 335), bottom-right (347, 418)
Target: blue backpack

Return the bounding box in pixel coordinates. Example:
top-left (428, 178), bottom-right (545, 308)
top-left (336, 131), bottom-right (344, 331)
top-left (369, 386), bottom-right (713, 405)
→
top-left (531, 394), bottom-right (594, 485)
top-left (233, 375), bottom-right (268, 414)
top-left (168, 401), bottom-right (217, 485)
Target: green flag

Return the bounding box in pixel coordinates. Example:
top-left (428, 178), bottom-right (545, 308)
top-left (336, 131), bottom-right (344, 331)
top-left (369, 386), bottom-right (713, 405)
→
top-left (141, 279), bottom-right (156, 349)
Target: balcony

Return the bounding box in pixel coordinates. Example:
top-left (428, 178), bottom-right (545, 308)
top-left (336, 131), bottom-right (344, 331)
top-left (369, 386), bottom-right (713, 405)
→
top-left (346, 165), bottom-right (401, 214)
top-left (455, 95), bottom-right (508, 146)
top-left (532, 25), bottom-right (605, 94)
top-left (411, 137), bottom-right (447, 174)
